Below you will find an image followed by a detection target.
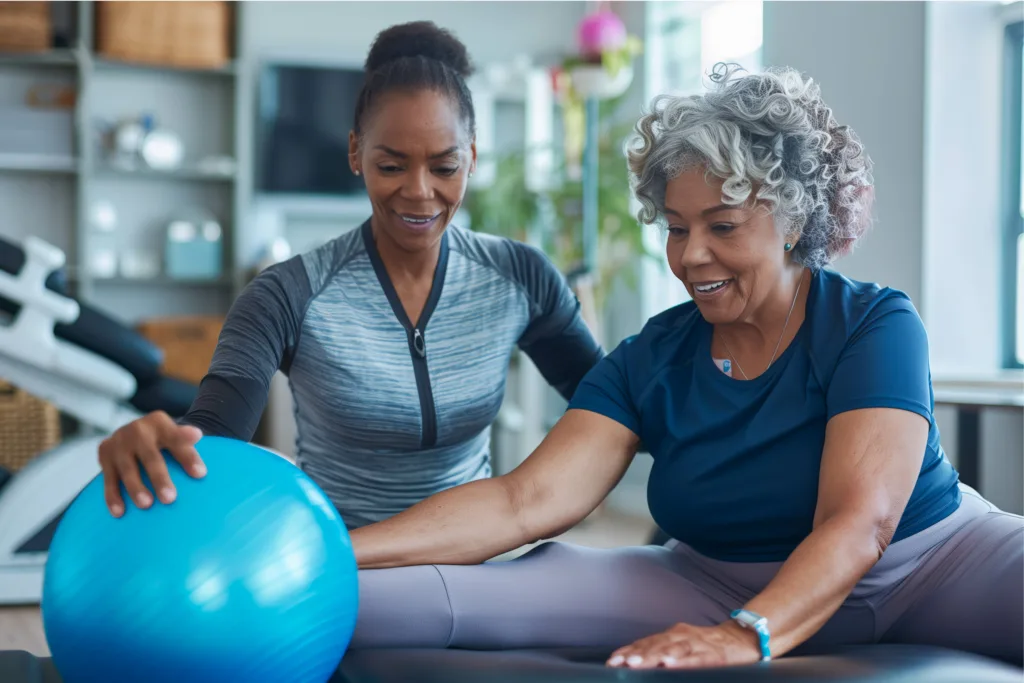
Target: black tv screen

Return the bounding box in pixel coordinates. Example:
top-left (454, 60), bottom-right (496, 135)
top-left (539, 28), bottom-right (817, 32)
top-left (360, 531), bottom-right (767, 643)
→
top-left (256, 64), bottom-right (366, 196)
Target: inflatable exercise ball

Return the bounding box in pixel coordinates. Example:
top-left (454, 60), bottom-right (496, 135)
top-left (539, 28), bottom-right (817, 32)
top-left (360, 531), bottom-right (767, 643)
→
top-left (41, 436), bottom-right (358, 683)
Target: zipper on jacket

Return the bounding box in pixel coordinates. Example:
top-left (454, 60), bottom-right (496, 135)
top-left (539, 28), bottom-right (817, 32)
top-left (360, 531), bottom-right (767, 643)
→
top-left (362, 220), bottom-right (448, 449)
top-left (408, 327), bottom-right (437, 448)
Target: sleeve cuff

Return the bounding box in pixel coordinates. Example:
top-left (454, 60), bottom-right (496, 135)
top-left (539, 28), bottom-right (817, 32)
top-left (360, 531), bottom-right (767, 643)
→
top-left (826, 396), bottom-right (932, 422)
top-left (567, 394), bottom-right (641, 436)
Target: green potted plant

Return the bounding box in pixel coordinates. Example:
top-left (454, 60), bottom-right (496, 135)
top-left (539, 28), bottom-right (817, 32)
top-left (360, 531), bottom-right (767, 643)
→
top-left (466, 8), bottom-right (656, 313)
top-left (466, 100), bottom-right (660, 313)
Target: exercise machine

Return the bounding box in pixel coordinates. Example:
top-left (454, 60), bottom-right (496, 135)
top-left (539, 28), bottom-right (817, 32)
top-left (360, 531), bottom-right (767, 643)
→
top-left (0, 234), bottom-right (197, 605)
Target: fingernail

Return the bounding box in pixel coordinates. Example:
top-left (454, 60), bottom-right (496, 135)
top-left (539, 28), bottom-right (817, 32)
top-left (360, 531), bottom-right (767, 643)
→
top-left (160, 487), bottom-right (176, 503)
top-left (138, 492), bottom-right (152, 507)
top-left (111, 504), bottom-right (123, 517)
top-left (193, 462), bottom-right (207, 476)
top-left (608, 656), bottom-right (624, 666)
top-left (627, 655), bottom-right (643, 667)
top-left (663, 657), bottom-right (678, 666)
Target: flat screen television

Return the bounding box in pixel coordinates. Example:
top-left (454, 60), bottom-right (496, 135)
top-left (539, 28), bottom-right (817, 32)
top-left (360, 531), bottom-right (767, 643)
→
top-left (256, 63), bottom-right (366, 196)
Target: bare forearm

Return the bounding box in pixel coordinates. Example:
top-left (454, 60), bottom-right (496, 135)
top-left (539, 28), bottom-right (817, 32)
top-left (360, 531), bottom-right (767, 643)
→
top-left (350, 410), bottom-right (638, 571)
top-left (742, 514), bottom-right (884, 656)
top-left (350, 475), bottom-right (531, 569)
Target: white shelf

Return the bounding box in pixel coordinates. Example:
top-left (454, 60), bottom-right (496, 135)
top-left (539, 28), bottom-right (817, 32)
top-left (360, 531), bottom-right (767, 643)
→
top-left (91, 275), bottom-right (233, 288)
top-left (0, 50), bottom-right (78, 68)
top-left (933, 371), bottom-right (1024, 407)
top-left (92, 57), bottom-right (236, 78)
top-left (93, 163), bottom-right (235, 183)
top-left (0, 154), bottom-right (78, 174)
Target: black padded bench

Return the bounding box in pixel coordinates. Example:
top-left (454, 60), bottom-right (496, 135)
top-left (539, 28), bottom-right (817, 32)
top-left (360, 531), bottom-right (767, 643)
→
top-left (0, 235), bottom-right (198, 419)
top-left (2, 646), bottom-right (1021, 682)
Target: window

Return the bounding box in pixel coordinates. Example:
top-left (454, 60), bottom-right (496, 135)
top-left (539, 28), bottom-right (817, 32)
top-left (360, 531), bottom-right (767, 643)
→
top-left (645, 1), bottom-right (763, 98)
top-left (1003, 19), bottom-right (1023, 367)
top-left (640, 1), bottom-right (763, 321)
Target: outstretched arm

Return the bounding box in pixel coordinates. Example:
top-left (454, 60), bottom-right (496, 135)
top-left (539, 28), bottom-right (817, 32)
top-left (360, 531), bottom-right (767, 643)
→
top-left (734, 408), bottom-right (927, 655)
top-left (351, 409), bottom-right (640, 568)
top-left (609, 408), bottom-right (927, 669)
top-left (609, 295), bottom-right (936, 669)
top-left (98, 258), bottom-right (309, 516)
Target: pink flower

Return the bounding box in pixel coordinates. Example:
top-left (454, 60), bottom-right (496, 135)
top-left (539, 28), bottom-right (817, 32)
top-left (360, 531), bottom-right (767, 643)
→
top-left (577, 11), bottom-right (627, 57)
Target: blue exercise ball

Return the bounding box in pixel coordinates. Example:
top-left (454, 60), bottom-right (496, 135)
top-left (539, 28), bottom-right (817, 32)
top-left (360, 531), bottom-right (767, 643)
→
top-left (41, 436), bottom-right (359, 683)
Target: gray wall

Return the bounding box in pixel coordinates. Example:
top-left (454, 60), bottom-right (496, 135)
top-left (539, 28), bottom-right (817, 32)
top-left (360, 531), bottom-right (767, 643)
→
top-left (763, 1), bottom-right (927, 306)
top-left (922, 1), bottom-right (1006, 374)
top-left (241, 1), bottom-right (584, 66)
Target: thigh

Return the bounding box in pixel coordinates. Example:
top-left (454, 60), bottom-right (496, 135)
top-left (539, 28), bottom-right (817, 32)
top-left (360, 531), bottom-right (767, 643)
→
top-left (880, 509), bottom-right (1024, 665)
top-left (351, 563), bottom-right (456, 649)
top-left (353, 542), bottom-right (733, 651)
top-left (439, 542), bottom-right (731, 649)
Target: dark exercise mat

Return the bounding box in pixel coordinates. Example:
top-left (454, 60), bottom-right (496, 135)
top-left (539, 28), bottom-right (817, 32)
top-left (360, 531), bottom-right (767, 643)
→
top-left (3, 645), bottom-right (1020, 683)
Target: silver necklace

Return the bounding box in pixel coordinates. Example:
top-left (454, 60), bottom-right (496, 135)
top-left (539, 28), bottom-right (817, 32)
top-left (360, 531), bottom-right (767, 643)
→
top-left (720, 273), bottom-right (803, 380)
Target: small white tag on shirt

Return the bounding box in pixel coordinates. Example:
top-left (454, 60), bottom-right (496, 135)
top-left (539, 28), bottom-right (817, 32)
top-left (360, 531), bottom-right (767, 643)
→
top-left (713, 357), bottom-right (732, 377)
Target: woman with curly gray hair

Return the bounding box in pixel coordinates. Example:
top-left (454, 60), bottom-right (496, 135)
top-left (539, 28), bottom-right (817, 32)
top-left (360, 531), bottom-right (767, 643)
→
top-left (342, 66), bottom-right (1023, 670)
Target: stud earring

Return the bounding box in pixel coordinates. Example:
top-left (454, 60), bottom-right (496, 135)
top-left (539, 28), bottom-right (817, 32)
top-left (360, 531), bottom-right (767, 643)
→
top-left (784, 243), bottom-right (792, 252)
top-left (353, 169), bottom-right (361, 176)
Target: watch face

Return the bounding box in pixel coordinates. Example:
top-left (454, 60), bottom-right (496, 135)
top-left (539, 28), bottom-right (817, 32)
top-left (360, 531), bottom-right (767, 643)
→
top-left (733, 610), bottom-right (767, 629)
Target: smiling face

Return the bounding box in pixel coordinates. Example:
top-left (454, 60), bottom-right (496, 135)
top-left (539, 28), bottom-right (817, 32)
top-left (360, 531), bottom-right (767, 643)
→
top-left (349, 88), bottom-right (476, 254)
top-left (664, 168), bottom-right (793, 325)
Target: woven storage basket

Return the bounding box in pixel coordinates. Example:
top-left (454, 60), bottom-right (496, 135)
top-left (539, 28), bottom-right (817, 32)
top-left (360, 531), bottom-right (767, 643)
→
top-left (0, 381), bottom-right (61, 474)
top-left (95, 1), bottom-right (231, 69)
top-left (0, 2), bottom-right (51, 53)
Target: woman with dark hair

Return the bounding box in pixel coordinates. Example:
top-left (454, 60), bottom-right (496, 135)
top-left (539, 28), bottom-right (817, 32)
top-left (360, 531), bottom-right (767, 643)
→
top-left (96, 22), bottom-right (604, 529)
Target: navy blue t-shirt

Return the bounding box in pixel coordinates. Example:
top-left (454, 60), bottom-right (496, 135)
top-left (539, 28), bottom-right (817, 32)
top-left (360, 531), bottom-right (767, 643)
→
top-left (568, 268), bottom-right (962, 562)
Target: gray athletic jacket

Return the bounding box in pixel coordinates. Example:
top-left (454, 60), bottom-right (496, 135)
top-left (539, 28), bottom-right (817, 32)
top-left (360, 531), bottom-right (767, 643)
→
top-left (181, 219), bottom-right (604, 527)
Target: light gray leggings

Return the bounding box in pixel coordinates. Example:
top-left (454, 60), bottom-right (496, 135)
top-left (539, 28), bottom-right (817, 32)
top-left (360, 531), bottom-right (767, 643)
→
top-left (351, 486), bottom-right (1023, 665)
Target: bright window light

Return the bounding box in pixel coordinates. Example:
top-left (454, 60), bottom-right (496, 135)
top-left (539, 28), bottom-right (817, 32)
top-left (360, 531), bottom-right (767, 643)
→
top-left (701, 1), bottom-right (763, 74)
top-left (641, 1), bottom-right (764, 319)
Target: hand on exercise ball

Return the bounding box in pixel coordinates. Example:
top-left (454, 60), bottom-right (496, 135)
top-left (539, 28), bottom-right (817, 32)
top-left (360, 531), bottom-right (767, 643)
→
top-left (97, 411), bottom-right (206, 517)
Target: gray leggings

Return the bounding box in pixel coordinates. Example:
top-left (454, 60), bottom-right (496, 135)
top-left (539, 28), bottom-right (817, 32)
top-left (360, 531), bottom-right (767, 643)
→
top-left (351, 486), bottom-right (1023, 665)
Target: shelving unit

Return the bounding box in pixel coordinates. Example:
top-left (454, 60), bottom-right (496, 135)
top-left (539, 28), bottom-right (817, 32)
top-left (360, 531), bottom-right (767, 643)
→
top-left (93, 163), bottom-right (235, 183)
top-left (0, 154), bottom-right (78, 174)
top-left (0, 1), bottom-right (243, 325)
top-left (0, 49), bottom-right (77, 68)
top-left (92, 57), bottom-right (238, 78)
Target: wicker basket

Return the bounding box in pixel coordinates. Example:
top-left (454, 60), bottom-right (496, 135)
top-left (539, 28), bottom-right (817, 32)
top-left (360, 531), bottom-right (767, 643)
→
top-left (0, 2), bottom-right (51, 53)
top-left (95, 1), bottom-right (231, 69)
top-left (0, 381), bottom-right (62, 474)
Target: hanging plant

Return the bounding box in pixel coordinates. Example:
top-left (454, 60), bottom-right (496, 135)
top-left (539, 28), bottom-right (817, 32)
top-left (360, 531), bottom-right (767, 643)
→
top-left (465, 7), bottom-right (656, 312)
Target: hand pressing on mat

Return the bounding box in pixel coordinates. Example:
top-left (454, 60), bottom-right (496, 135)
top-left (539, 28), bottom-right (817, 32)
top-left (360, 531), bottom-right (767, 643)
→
top-left (606, 622), bottom-right (762, 670)
top-left (98, 410), bottom-right (206, 517)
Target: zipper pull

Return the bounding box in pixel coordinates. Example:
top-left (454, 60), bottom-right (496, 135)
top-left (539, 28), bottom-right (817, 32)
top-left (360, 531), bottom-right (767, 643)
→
top-left (412, 328), bottom-right (426, 358)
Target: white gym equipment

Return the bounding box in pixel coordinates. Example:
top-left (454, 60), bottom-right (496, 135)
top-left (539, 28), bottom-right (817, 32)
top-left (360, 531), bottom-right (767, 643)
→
top-left (0, 236), bottom-right (143, 605)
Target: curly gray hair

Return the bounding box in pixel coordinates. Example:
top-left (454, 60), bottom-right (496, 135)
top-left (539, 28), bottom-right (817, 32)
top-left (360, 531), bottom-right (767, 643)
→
top-left (627, 63), bottom-right (874, 269)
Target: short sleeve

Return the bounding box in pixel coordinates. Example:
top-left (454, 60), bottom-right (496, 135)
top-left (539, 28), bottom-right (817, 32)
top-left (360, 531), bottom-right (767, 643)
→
top-left (567, 336), bottom-right (641, 435)
top-left (825, 294), bottom-right (932, 421)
